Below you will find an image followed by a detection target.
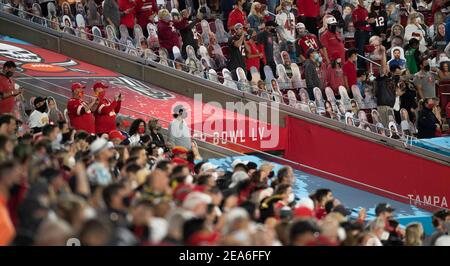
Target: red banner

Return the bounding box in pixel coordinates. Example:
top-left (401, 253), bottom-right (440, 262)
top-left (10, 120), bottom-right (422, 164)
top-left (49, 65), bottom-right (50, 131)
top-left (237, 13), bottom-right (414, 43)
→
top-left (284, 116), bottom-right (450, 211)
top-left (1, 40), bottom-right (286, 152)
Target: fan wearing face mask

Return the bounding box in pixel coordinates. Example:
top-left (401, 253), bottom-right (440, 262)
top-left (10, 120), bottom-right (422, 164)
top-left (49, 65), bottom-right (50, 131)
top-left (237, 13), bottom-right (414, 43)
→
top-left (0, 61), bottom-right (23, 115)
top-left (320, 16), bottom-right (345, 65)
top-left (28, 96), bottom-right (50, 130)
top-left (92, 81), bottom-right (122, 135)
top-left (66, 82), bottom-right (96, 134)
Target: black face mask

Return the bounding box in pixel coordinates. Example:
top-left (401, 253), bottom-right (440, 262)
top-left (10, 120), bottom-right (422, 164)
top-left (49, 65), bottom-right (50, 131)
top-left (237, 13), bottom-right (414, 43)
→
top-left (373, 5), bottom-right (380, 11)
top-left (122, 196), bottom-right (131, 208)
top-left (36, 104), bottom-right (47, 113)
top-left (424, 65), bottom-right (430, 72)
top-left (328, 25), bottom-right (337, 33)
top-left (5, 71), bottom-right (13, 78)
top-left (393, 75), bottom-right (400, 83)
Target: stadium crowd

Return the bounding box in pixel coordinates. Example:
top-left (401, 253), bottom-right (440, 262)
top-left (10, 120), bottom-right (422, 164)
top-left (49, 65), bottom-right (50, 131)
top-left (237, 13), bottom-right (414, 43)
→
top-left (1, 0), bottom-right (449, 139)
top-left (0, 0), bottom-right (449, 246)
top-left (0, 59), bottom-right (450, 246)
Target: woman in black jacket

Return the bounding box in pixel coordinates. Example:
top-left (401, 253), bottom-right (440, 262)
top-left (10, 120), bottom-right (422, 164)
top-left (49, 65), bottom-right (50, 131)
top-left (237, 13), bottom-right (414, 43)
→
top-left (394, 81), bottom-right (418, 124)
top-left (148, 118), bottom-right (166, 149)
top-left (417, 98), bottom-right (440, 139)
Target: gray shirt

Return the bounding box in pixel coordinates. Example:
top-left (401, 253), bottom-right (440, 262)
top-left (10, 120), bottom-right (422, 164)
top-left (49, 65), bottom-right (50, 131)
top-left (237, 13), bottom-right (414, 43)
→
top-left (102, 0), bottom-right (120, 28)
top-left (304, 59), bottom-right (322, 90)
top-left (413, 70), bottom-right (436, 98)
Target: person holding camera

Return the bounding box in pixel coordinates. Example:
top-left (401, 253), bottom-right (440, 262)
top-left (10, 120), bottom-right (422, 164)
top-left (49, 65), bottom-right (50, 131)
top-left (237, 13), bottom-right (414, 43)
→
top-left (227, 23), bottom-right (249, 80)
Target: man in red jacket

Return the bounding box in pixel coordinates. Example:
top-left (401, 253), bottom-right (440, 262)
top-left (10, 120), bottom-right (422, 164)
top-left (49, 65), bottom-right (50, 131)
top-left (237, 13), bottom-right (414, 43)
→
top-left (227, 0), bottom-right (248, 32)
top-left (92, 81), bottom-right (122, 135)
top-left (135, 0), bottom-right (158, 37)
top-left (119, 0), bottom-right (137, 37)
top-left (297, 0), bottom-right (321, 36)
top-left (0, 61), bottom-right (22, 115)
top-left (66, 83), bottom-right (96, 134)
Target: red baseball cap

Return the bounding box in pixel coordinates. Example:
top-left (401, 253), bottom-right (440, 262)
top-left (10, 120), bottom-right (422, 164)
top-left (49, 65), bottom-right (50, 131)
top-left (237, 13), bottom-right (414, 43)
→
top-left (172, 146), bottom-right (189, 155)
top-left (293, 206), bottom-right (315, 218)
top-left (108, 130), bottom-right (126, 141)
top-left (93, 81), bottom-right (109, 90)
top-left (71, 82), bottom-right (86, 91)
top-left (121, 120), bottom-right (131, 127)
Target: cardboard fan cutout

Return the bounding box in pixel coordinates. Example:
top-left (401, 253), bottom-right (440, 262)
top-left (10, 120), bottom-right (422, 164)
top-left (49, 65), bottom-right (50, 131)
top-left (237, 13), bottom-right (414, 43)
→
top-left (290, 63), bottom-right (304, 89)
top-left (222, 68), bottom-right (238, 90)
top-left (299, 88), bottom-right (310, 104)
top-left (236, 67), bottom-right (251, 93)
top-left (313, 87), bottom-right (325, 113)
top-left (338, 86), bottom-right (352, 111)
top-left (250, 66), bottom-right (262, 89)
top-left (147, 23), bottom-right (160, 49)
top-left (215, 19), bottom-right (229, 44)
top-left (208, 69), bottom-right (219, 83)
top-left (276, 64), bottom-right (291, 91)
top-left (325, 87), bottom-right (338, 113)
top-left (351, 85), bottom-right (364, 109)
top-left (269, 79), bottom-right (283, 103)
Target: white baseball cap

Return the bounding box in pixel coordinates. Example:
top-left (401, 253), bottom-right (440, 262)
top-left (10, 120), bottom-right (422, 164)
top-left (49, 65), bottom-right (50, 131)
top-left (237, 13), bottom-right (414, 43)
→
top-left (326, 16), bottom-right (338, 25)
top-left (229, 171), bottom-right (249, 188)
top-left (200, 162), bottom-right (218, 173)
top-left (89, 138), bottom-right (109, 155)
top-left (295, 22), bottom-right (306, 29)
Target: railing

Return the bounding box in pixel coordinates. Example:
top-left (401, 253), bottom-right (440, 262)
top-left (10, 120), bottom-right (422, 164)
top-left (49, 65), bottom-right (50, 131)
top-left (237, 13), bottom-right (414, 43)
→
top-left (14, 71), bottom-right (448, 210)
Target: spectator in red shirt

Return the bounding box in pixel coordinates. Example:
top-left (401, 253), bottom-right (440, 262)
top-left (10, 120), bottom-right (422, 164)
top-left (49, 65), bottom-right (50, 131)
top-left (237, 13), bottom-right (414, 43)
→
top-left (343, 48), bottom-right (359, 92)
top-left (326, 52), bottom-right (345, 95)
top-left (297, 0), bottom-right (321, 36)
top-left (245, 29), bottom-right (262, 72)
top-left (352, 0), bottom-right (371, 70)
top-left (119, 0), bottom-right (137, 37)
top-left (228, 0), bottom-right (248, 31)
top-left (92, 81), bottom-right (122, 135)
top-left (0, 61), bottom-right (22, 115)
top-left (295, 22), bottom-right (329, 64)
top-left (320, 16), bottom-right (345, 63)
top-left (135, 0), bottom-right (158, 37)
top-left (66, 83), bottom-right (96, 134)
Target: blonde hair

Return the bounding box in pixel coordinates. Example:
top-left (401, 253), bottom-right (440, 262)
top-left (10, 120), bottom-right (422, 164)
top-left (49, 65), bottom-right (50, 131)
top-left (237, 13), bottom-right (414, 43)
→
top-left (158, 9), bottom-right (170, 19)
top-left (405, 222), bottom-right (424, 246)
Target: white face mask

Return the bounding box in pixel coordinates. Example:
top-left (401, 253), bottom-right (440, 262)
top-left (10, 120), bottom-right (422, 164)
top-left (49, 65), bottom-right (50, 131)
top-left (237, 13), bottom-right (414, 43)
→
top-left (337, 227), bottom-right (347, 241)
top-left (288, 193), bottom-right (295, 203)
top-left (286, 6), bottom-right (291, 12)
top-left (381, 230), bottom-right (390, 241)
top-left (157, 147), bottom-right (164, 156)
top-left (83, 206), bottom-right (97, 220)
top-left (185, 174), bottom-right (194, 184)
top-left (211, 172), bottom-right (219, 181)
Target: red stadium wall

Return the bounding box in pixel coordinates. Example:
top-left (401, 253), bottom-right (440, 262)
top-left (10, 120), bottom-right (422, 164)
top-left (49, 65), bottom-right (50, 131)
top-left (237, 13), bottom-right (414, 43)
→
top-left (284, 116), bottom-right (450, 211)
